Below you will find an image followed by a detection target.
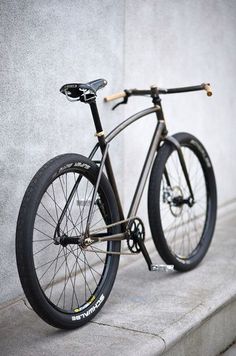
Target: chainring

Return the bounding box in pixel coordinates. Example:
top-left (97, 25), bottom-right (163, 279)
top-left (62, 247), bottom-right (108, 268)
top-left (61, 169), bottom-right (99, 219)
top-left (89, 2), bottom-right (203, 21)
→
top-left (126, 218), bottom-right (145, 254)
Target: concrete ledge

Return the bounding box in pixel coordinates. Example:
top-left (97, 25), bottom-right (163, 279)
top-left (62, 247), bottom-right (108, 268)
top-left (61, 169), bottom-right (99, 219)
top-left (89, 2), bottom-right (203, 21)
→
top-left (161, 285), bottom-right (236, 355)
top-left (0, 215), bottom-right (235, 355)
top-left (217, 199), bottom-right (236, 222)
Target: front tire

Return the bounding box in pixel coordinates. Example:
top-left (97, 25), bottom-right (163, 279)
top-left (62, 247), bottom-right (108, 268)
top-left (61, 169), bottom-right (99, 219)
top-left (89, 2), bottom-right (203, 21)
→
top-left (148, 132), bottom-right (217, 271)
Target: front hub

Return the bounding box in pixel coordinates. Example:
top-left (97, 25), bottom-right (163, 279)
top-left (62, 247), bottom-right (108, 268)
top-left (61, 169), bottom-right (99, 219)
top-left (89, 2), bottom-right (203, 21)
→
top-left (163, 186), bottom-right (194, 217)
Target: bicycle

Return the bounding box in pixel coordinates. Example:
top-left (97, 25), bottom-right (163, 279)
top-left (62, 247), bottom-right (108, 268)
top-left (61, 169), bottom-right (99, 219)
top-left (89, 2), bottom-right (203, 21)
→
top-left (16, 79), bottom-right (217, 329)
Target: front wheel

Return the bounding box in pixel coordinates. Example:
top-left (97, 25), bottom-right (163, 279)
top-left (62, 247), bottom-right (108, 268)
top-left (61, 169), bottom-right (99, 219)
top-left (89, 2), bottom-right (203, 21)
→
top-left (148, 132), bottom-right (217, 271)
top-left (16, 153), bottom-right (121, 329)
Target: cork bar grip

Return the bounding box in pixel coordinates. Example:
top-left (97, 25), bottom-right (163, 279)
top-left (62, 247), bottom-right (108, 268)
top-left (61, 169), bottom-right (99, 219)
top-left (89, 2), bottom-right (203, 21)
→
top-left (104, 92), bottom-right (126, 102)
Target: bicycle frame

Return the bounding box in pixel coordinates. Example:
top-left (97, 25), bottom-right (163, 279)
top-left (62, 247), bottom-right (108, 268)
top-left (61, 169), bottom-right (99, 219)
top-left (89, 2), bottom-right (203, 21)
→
top-left (87, 82), bottom-right (198, 236)
top-left (88, 104), bottom-right (166, 227)
top-left (55, 82), bottom-right (212, 269)
top-left (56, 88), bottom-right (194, 242)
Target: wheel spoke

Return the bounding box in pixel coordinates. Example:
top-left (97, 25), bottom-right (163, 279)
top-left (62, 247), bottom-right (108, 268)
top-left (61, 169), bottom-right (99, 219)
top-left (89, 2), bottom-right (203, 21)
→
top-left (30, 165), bottom-right (117, 314)
top-left (159, 145), bottom-right (207, 259)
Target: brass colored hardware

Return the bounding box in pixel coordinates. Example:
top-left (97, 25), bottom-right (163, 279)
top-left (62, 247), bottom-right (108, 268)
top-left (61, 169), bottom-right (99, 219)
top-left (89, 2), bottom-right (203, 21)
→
top-left (95, 131), bottom-right (105, 137)
top-left (204, 83), bottom-right (213, 96)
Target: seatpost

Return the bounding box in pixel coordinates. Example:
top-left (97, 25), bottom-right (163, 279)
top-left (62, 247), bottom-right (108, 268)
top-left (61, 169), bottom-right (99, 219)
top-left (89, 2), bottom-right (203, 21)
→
top-left (89, 101), bottom-right (106, 149)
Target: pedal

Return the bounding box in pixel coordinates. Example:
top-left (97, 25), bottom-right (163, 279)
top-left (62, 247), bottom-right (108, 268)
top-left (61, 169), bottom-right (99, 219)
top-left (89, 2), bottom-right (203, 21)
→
top-left (151, 264), bottom-right (174, 272)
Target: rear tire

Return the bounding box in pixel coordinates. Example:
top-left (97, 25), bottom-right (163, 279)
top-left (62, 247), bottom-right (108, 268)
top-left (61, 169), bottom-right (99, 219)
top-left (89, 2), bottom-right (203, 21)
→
top-left (148, 133), bottom-right (217, 271)
top-left (16, 153), bottom-right (121, 329)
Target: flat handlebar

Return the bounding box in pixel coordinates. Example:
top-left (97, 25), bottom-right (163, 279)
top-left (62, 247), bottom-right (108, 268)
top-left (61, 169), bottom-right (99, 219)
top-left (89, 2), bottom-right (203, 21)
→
top-left (104, 83), bottom-right (213, 102)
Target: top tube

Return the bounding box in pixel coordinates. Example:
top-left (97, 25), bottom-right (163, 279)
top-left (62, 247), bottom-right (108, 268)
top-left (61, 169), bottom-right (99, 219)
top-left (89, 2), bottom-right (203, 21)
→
top-left (105, 107), bottom-right (160, 143)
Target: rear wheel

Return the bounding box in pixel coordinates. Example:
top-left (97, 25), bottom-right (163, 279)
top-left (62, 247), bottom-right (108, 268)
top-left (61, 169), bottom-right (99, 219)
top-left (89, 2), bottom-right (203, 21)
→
top-left (16, 154), bottom-right (121, 329)
top-left (148, 132), bottom-right (217, 271)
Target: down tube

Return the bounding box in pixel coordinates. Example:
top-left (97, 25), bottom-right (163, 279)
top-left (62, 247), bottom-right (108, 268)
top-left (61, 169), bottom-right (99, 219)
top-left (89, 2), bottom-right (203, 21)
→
top-left (128, 121), bottom-right (166, 218)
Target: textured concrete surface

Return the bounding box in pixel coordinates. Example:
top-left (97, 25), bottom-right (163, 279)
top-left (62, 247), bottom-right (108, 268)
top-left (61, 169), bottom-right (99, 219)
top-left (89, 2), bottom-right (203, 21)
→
top-left (223, 342), bottom-right (236, 356)
top-left (123, 0), bottom-right (236, 218)
top-left (1, 0), bottom-right (236, 309)
top-left (0, 0), bottom-right (125, 305)
top-left (0, 214), bottom-right (235, 355)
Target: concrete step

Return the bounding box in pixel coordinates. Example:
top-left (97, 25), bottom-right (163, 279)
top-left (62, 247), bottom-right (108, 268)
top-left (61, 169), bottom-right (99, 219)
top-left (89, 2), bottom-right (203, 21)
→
top-left (221, 342), bottom-right (236, 356)
top-left (0, 215), bottom-right (236, 356)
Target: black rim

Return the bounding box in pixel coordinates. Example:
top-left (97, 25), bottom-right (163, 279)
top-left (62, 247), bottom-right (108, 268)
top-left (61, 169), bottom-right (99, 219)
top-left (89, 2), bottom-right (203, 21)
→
top-left (31, 166), bottom-right (115, 314)
top-left (159, 144), bottom-right (209, 261)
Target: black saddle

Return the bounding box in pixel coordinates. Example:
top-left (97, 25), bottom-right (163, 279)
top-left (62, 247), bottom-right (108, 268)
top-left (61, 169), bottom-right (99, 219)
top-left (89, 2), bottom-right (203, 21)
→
top-left (60, 78), bottom-right (107, 100)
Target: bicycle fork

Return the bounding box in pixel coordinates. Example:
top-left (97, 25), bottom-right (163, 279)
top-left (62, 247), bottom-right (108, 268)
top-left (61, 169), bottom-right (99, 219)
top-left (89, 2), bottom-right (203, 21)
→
top-left (164, 135), bottom-right (195, 206)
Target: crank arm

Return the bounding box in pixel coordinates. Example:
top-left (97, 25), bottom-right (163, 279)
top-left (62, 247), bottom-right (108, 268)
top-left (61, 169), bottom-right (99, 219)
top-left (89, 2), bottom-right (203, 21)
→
top-left (130, 232), bottom-right (174, 272)
top-left (134, 235), bottom-right (153, 271)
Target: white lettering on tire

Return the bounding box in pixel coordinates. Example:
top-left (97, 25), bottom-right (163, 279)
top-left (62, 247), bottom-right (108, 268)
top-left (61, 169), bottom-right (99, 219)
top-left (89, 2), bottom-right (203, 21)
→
top-left (72, 294), bottom-right (105, 321)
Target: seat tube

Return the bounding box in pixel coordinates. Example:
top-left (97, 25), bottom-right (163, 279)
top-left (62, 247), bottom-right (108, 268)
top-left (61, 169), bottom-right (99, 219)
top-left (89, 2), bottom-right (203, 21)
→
top-left (89, 101), bottom-right (125, 222)
top-left (89, 101), bottom-right (106, 148)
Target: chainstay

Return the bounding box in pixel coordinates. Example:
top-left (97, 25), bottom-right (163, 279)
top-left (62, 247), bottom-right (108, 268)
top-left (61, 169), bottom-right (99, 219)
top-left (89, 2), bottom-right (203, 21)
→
top-left (89, 216), bottom-right (138, 234)
top-left (83, 247), bottom-right (137, 255)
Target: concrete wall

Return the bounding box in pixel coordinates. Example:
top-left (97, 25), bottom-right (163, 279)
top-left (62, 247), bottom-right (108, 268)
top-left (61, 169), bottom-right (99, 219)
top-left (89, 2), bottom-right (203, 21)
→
top-left (0, 0), bottom-right (236, 305)
top-left (0, 0), bottom-right (125, 305)
top-left (123, 0), bottom-right (236, 221)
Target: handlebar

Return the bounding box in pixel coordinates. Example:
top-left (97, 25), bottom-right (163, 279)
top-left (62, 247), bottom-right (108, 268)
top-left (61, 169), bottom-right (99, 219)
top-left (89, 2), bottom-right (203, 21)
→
top-left (104, 83), bottom-right (213, 103)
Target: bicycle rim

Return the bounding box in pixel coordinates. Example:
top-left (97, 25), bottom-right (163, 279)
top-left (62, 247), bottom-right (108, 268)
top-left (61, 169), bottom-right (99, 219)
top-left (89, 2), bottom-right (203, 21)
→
top-left (31, 167), bottom-right (116, 314)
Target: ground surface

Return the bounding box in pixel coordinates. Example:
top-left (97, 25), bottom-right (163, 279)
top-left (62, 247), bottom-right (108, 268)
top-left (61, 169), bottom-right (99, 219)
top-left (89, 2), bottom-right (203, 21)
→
top-left (0, 214), bottom-right (235, 355)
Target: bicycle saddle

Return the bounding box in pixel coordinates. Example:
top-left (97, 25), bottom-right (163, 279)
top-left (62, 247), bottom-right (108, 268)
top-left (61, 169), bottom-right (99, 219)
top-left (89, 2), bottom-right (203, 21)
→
top-left (60, 78), bottom-right (107, 98)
